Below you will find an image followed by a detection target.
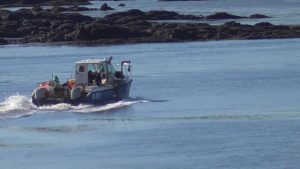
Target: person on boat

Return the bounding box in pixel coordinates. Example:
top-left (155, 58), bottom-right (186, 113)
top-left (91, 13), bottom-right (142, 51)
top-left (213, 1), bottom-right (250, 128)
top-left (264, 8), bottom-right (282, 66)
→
top-left (53, 75), bottom-right (61, 88)
top-left (95, 72), bottom-right (102, 86)
top-left (88, 70), bottom-right (93, 85)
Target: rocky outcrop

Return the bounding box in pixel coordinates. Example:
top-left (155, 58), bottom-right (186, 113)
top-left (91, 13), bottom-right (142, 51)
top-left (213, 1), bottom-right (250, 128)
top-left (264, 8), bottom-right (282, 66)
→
top-left (249, 14), bottom-right (271, 19)
top-left (104, 9), bottom-right (202, 22)
top-left (255, 22), bottom-right (273, 27)
top-left (0, 38), bottom-right (8, 45)
top-left (205, 12), bottom-right (244, 19)
top-left (0, 8), bottom-right (298, 45)
top-left (205, 12), bottom-right (271, 20)
top-left (105, 10), bottom-right (270, 21)
top-left (0, 8), bottom-right (93, 42)
top-left (118, 3), bottom-right (125, 7)
top-left (70, 23), bottom-right (150, 41)
top-left (100, 3), bottom-right (115, 11)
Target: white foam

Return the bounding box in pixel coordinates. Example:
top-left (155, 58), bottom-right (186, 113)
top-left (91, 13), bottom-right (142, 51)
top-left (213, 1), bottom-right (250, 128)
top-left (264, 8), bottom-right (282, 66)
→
top-left (0, 95), bottom-right (147, 119)
top-left (74, 100), bottom-right (140, 113)
top-left (0, 95), bottom-right (34, 114)
top-left (37, 103), bottom-right (86, 111)
top-left (0, 95), bottom-right (35, 119)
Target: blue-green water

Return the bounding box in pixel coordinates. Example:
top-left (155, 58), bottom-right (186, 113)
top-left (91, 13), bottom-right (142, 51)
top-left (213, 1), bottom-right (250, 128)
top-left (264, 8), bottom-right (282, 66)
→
top-left (83, 0), bottom-right (300, 25)
top-left (1, 39), bottom-right (300, 169)
top-left (1, 0), bottom-right (300, 168)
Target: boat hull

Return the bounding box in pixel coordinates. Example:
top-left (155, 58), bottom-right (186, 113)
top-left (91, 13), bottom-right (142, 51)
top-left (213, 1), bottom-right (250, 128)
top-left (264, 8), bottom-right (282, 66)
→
top-left (32, 80), bottom-right (132, 106)
top-left (82, 79), bottom-right (132, 104)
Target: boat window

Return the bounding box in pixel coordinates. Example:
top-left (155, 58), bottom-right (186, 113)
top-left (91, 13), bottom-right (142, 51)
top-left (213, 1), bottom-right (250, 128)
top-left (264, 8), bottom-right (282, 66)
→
top-left (107, 64), bottom-right (116, 74)
top-left (79, 65), bottom-right (85, 72)
top-left (98, 63), bottom-right (105, 73)
top-left (88, 64), bottom-right (96, 72)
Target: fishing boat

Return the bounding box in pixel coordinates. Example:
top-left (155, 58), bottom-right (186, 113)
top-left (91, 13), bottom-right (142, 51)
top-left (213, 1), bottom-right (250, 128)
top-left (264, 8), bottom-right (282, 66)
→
top-left (32, 57), bottom-right (132, 106)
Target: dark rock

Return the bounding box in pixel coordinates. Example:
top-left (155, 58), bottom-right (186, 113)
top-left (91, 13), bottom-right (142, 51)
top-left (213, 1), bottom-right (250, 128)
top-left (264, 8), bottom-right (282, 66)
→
top-left (2, 21), bottom-right (21, 29)
top-left (71, 6), bottom-right (97, 11)
top-left (223, 21), bottom-right (242, 27)
top-left (71, 23), bottom-right (149, 41)
top-left (249, 14), bottom-right (271, 19)
top-left (100, 3), bottom-right (115, 11)
top-left (171, 27), bottom-right (198, 40)
top-left (17, 25), bottom-right (39, 35)
top-left (105, 9), bottom-right (202, 22)
top-left (0, 38), bottom-right (8, 45)
top-left (104, 9), bottom-right (145, 22)
top-left (23, 19), bottom-right (50, 28)
top-left (56, 13), bottom-right (94, 23)
top-left (117, 9), bottom-right (144, 19)
top-left (31, 6), bottom-right (43, 12)
top-left (4, 10), bottom-right (36, 21)
top-left (0, 8), bottom-right (300, 45)
top-left (0, 25), bottom-right (24, 38)
top-left (19, 0), bottom-right (45, 5)
top-left (51, 6), bottom-right (68, 12)
top-left (47, 31), bottom-right (69, 42)
top-left (198, 25), bottom-right (217, 39)
top-left (122, 9), bottom-right (145, 16)
top-left (145, 10), bottom-right (179, 20)
top-left (0, 9), bottom-right (11, 16)
top-left (118, 3), bottom-right (125, 7)
top-left (255, 22), bottom-right (273, 27)
top-left (56, 23), bottom-right (75, 32)
top-left (206, 12), bottom-right (244, 19)
top-left (154, 10), bottom-right (200, 20)
top-left (273, 25), bottom-right (290, 30)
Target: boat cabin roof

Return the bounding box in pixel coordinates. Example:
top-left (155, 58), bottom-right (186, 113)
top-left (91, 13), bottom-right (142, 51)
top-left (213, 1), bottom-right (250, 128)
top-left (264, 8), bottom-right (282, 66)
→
top-left (75, 59), bottom-right (107, 64)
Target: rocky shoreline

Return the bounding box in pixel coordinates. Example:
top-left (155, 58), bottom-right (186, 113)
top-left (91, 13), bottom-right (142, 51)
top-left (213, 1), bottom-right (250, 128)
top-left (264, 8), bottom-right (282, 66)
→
top-left (0, 7), bottom-right (300, 45)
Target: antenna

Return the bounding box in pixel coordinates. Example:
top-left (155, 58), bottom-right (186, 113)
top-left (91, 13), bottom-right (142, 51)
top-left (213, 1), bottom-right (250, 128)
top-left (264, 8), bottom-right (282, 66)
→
top-left (71, 66), bottom-right (74, 79)
top-left (108, 56), bottom-right (113, 63)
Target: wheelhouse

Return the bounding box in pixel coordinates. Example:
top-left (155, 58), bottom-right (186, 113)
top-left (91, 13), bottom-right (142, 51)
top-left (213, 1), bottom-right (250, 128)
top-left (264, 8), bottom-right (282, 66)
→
top-left (75, 57), bottom-right (131, 86)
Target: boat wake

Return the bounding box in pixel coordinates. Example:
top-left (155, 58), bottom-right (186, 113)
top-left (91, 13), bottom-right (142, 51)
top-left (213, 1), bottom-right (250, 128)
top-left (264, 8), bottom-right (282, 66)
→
top-left (0, 95), bottom-right (36, 119)
top-left (0, 95), bottom-right (148, 120)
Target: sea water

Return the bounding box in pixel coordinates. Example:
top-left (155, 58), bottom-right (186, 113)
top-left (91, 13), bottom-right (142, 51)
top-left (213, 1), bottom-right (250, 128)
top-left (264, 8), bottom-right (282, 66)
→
top-left (0, 39), bottom-right (300, 169)
top-left (1, 0), bottom-right (300, 168)
top-left (84, 0), bottom-right (300, 25)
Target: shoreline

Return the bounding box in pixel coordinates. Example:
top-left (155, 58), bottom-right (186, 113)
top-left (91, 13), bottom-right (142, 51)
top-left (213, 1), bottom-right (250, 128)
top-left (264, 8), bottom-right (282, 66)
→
top-left (3, 37), bottom-right (300, 48)
top-left (0, 8), bottom-right (300, 46)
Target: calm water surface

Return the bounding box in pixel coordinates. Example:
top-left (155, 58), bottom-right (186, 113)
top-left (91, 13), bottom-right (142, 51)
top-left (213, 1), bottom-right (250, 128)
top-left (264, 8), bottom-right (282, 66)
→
top-left (1, 0), bottom-right (300, 168)
top-left (83, 0), bottom-right (300, 25)
top-left (6, 0), bottom-right (300, 25)
top-left (0, 39), bottom-right (300, 169)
